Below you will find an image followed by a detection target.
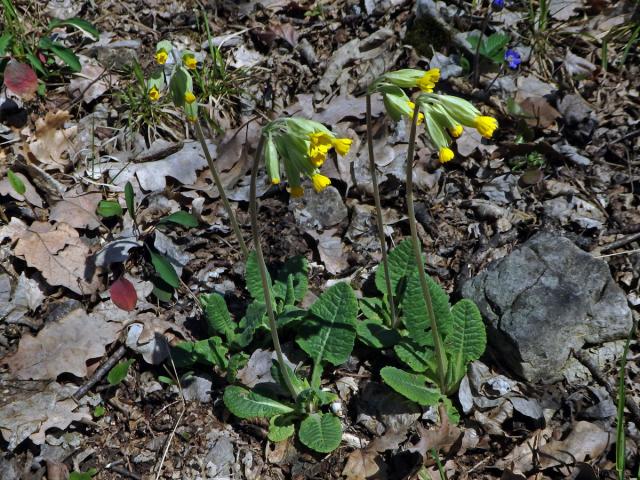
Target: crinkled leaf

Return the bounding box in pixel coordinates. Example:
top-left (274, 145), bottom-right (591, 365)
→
top-left (4, 60), bottom-right (38, 97)
top-left (445, 299), bottom-right (486, 389)
top-left (375, 239), bottom-right (415, 296)
top-left (110, 277), bottom-right (137, 311)
top-left (7, 169), bottom-right (25, 195)
top-left (268, 414), bottom-right (296, 442)
top-left (356, 319), bottom-right (400, 349)
top-left (201, 292), bottom-right (235, 339)
top-left (223, 385), bottom-right (293, 419)
top-left (107, 359), bottom-right (134, 385)
top-left (273, 256), bottom-right (309, 302)
top-left (394, 338), bottom-right (435, 373)
top-left (297, 282), bottom-right (357, 367)
top-left (380, 366), bottom-right (441, 406)
top-left (246, 250), bottom-right (271, 301)
top-left (159, 211), bottom-right (198, 228)
top-left (298, 412), bottom-right (342, 453)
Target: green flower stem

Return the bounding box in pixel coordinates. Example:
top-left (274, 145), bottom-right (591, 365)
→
top-left (366, 94), bottom-right (398, 329)
top-left (194, 121), bottom-right (249, 260)
top-left (249, 134), bottom-right (299, 400)
top-left (405, 110), bottom-right (448, 390)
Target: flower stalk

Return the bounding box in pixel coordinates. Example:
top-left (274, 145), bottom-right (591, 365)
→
top-left (405, 108), bottom-right (448, 390)
top-left (194, 121), bottom-right (249, 260)
top-left (366, 94), bottom-right (398, 329)
top-left (249, 134), bottom-right (299, 400)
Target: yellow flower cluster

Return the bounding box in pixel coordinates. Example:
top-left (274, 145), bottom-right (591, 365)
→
top-left (155, 49), bottom-right (168, 65)
top-left (263, 118), bottom-right (352, 198)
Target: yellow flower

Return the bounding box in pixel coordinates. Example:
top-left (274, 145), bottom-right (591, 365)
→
top-left (449, 124), bottom-right (463, 138)
top-left (271, 178), bottom-right (280, 185)
top-left (148, 86), bottom-right (160, 101)
top-left (184, 91), bottom-right (196, 104)
top-left (439, 147), bottom-right (454, 163)
top-left (474, 116), bottom-right (498, 139)
top-left (187, 115), bottom-right (197, 123)
top-left (183, 55), bottom-right (197, 70)
top-left (407, 101), bottom-right (424, 125)
top-left (155, 50), bottom-right (168, 65)
top-left (310, 151), bottom-right (326, 167)
top-left (331, 138), bottom-right (352, 156)
top-left (311, 173), bottom-right (331, 192)
top-left (417, 68), bottom-right (440, 93)
top-left (289, 186), bottom-right (304, 198)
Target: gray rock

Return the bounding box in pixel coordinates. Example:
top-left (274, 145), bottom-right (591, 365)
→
top-left (462, 232), bottom-right (632, 383)
top-left (292, 186), bottom-right (348, 229)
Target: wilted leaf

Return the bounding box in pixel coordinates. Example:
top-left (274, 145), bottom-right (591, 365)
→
top-left (3, 60), bottom-right (38, 99)
top-left (68, 56), bottom-right (111, 103)
top-left (13, 221), bottom-right (100, 295)
top-left (0, 272), bottom-right (45, 325)
top-left (306, 227), bottom-right (349, 274)
top-left (49, 191), bottom-right (102, 229)
top-left (110, 277), bottom-right (137, 311)
top-left (28, 110), bottom-right (78, 171)
top-left (5, 305), bottom-right (122, 379)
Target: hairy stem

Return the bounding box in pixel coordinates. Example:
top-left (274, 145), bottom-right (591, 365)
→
top-left (405, 110), bottom-right (448, 390)
top-left (249, 135), bottom-right (298, 400)
top-left (194, 121), bottom-right (249, 259)
top-left (366, 94), bottom-right (399, 329)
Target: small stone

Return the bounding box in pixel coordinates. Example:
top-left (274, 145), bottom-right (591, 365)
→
top-left (462, 232), bottom-right (632, 383)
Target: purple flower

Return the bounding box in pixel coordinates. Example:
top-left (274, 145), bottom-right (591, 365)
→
top-left (492, 0), bottom-right (505, 9)
top-left (505, 49), bottom-right (521, 69)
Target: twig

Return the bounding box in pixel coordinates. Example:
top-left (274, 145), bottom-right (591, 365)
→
top-left (599, 232), bottom-right (640, 254)
top-left (72, 344), bottom-right (127, 402)
top-left (573, 349), bottom-right (640, 427)
top-left (105, 462), bottom-right (142, 480)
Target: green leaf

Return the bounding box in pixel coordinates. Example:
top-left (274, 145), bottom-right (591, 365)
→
top-left (7, 169), bottom-right (25, 195)
top-left (402, 270), bottom-right (452, 346)
top-left (0, 33), bottom-right (12, 56)
top-left (124, 181), bottom-right (135, 220)
top-left (156, 40), bottom-right (173, 55)
top-left (149, 249), bottom-right (180, 288)
top-left (356, 319), bottom-right (400, 349)
top-left (483, 33), bottom-right (509, 57)
top-left (273, 256), bottom-right (309, 302)
top-left (298, 413), bottom-right (342, 453)
top-left (152, 282), bottom-right (173, 302)
top-left (359, 297), bottom-right (389, 324)
top-left (246, 251), bottom-right (271, 300)
top-left (445, 299), bottom-right (486, 389)
top-left (169, 66), bottom-right (192, 108)
top-left (268, 414), bottom-right (296, 442)
top-left (93, 405), bottom-right (105, 418)
top-left (226, 352), bottom-right (248, 382)
top-left (69, 469), bottom-right (97, 480)
top-left (47, 18), bottom-right (99, 40)
top-left (107, 359), bottom-right (134, 385)
top-left (193, 336), bottom-right (228, 368)
top-left (223, 385), bottom-right (294, 419)
top-left (160, 211), bottom-right (198, 228)
top-left (40, 39), bottom-right (81, 72)
top-left (201, 293), bottom-right (235, 339)
top-left (466, 34), bottom-right (481, 50)
top-left (158, 375), bottom-right (175, 385)
top-left (380, 366), bottom-right (441, 406)
top-left (276, 305), bottom-right (307, 329)
top-left (271, 360), bottom-right (309, 396)
top-left (234, 301), bottom-right (267, 348)
top-left (394, 339), bottom-right (435, 373)
top-left (297, 282), bottom-right (357, 367)
top-left (96, 199), bottom-right (123, 217)
top-left (25, 52), bottom-right (46, 77)
top-left (375, 239), bottom-right (415, 297)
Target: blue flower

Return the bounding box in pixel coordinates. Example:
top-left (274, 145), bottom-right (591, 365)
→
top-left (492, 0), bottom-right (505, 9)
top-left (504, 49), bottom-right (521, 69)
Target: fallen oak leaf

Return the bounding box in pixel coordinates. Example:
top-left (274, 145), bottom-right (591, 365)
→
top-left (28, 110), bottom-right (78, 171)
top-left (13, 221), bottom-right (101, 295)
top-left (49, 189), bottom-right (103, 229)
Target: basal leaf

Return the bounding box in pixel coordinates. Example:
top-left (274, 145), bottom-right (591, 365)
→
top-left (298, 412), bottom-right (342, 453)
top-left (380, 366), bottom-right (441, 406)
top-left (296, 282), bottom-right (357, 367)
top-left (375, 239), bottom-right (415, 296)
top-left (356, 319), bottom-right (400, 349)
top-left (268, 414), bottom-right (296, 442)
top-left (274, 256), bottom-right (309, 302)
top-left (7, 169), bottom-right (25, 195)
top-left (445, 299), bottom-right (486, 389)
top-left (159, 211), bottom-right (198, 228)
top-left (246, 251), bottom-right (271, 301)
top-left (149, 250), bottom-right (180, 288)
top-left (201, 292), bottom-right (235, 340)
top-left (223, 385), bottom-right (293, 419)
top-left (394, 338), bottom-right (435, 373)
top-left (107, 359), bottom-right (134, 385)
top-left (402, 270), bottom-right (452, 345)
top-left (193, 336), bottom-right (228, 369)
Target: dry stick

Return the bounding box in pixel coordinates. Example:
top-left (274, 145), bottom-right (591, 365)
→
top-left (194, 121), bottom-right (249, 260)
top-left (72, 344), bottom-right (127, 402)
top-left (405, 110), bottom-right (448, 391)
top-left (249, 134), bottom-right (298, 400)
top-left (366, 94), bottom-right (398, 329)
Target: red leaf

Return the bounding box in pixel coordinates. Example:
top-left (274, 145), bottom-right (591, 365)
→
top-left (110, 277), bottom-right (137, 311)
top-left (4, 60), bottom-right (38, 98)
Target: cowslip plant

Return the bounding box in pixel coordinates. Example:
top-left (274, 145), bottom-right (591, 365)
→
top-left (149, 39), bottom-right (249, 259)
top-left (0, 0), bottom-right (98, 95)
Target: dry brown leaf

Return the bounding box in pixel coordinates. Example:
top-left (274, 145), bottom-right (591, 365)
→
top-left (49, 190), bottom-right (103, 229)
top-left (407, 405), bottom-right (462, 459)
top-left (28, 110), bottom-right (78, 171)
top-left (538, 421), bottom-right (610, 469)
top-left (307, 227), bottom-right (349, 275)
top-left (67, 56), bottom-right (111, 103)
top-left (5, 304), bottom-right (122, 379)
top-left (519, 97), bottom-right (561, 129)
top-left (0, 381), bottom-right (90, 451)
top-left (494, 427), bottom-right (553, 473)
top-left (342, 449), bottom-right (383, 480)
top-left (13, 221), bottom-right (100, 295)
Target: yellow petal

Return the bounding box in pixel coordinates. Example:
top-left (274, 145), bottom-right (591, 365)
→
top-left (148, 86), bottom-right (160, 101)
top-left (474, 116), bottom-right (498, 139)
top-left (289, 186), bottom-right (304, 198)
top-left (332, 138), bottom-right (352, 156)
top-left (271, 178), bottom-right (280, 185)
top-left (449, 124), bottom-right (463, 138)
top-left (184, 56), bottom-right (197, 70)
top-left (439, 147), bottom-right (454, 163)
top-left (155, 50), bottom-right (168, 65)
top-left (311, 173), bottom-right (331, 192)
top-left (417, 68), bottom-right (440, 92)
top-left (309, 152), bottom-right (325, 167)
